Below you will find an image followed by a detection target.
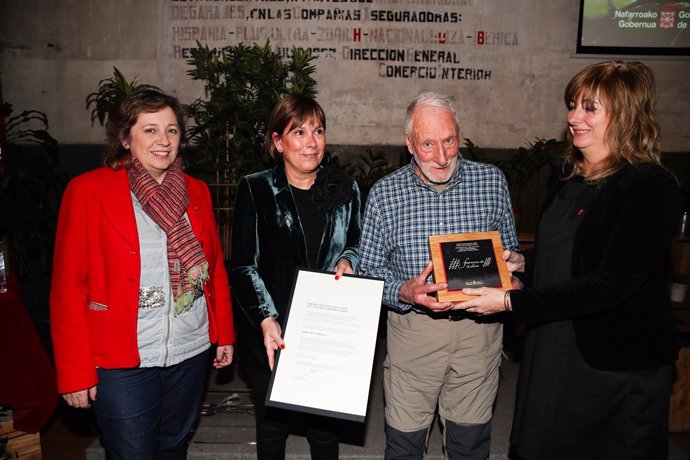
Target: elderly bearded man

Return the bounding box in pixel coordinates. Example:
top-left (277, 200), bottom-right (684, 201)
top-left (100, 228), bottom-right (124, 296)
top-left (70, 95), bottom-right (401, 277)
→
top-left (360, 92), bottom-right (518, 460)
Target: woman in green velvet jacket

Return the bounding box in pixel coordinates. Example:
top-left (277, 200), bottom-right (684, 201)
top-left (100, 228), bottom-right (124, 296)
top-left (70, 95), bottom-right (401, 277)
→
top-left (229, 94), bottom-right (360, 459)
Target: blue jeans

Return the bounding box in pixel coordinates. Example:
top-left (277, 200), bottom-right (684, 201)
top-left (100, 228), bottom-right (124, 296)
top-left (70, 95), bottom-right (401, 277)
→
top-left (92, 350), bottom-right (210, 460)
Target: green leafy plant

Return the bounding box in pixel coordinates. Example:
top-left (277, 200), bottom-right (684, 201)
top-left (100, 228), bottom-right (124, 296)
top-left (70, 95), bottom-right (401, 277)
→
top-left (0, 103), bottom-right (64, 275)
top-left (85, 67), bottom-right (161, 127)
top-left (499, 138), bottom-right (563, 207)
top-left (184, 40), bottom-right (318, 185)
top-left (322, 149), bottom-right (405, 207)
top-left (465, 138), bottom-right (563, 232)
top-left (465, 137), bottom-right (562, 206)
top-left (353, 149), bottom-right (402, 204)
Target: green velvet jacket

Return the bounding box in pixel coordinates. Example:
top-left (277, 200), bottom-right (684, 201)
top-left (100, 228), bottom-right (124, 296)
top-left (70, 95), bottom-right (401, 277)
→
top-left (229, 165), bottom-right (361, 370)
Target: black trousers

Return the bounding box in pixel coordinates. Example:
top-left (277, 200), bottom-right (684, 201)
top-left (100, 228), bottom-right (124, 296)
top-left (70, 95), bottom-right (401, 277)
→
top-left (244, 364), bottom-right (339, 460)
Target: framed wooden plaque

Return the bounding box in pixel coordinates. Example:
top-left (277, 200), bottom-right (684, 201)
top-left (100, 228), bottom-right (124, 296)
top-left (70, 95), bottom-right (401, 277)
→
top-left (429, 231), bottom-right (511, 302)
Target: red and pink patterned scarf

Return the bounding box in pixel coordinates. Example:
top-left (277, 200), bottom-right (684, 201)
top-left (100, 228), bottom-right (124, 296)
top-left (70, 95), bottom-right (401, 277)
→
top-left (128, 157), bottom-right (208, 316)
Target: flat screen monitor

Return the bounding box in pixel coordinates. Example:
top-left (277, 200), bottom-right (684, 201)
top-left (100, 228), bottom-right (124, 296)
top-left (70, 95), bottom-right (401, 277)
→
top-left (577, 0), bottom-right (690, 56)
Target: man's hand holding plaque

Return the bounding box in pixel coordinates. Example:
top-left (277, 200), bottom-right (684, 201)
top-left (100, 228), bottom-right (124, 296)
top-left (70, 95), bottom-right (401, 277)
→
top-left (428, 231), bottom-right (512, 302)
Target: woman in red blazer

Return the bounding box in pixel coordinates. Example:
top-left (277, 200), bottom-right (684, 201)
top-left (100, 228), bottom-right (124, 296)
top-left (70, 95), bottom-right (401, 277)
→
top-left (50, 89), bottom-right (234, 459)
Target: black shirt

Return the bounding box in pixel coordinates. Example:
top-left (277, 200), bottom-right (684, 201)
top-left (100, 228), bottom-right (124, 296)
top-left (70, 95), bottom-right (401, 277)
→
top-left (290, 185), bottom-right (326, 268)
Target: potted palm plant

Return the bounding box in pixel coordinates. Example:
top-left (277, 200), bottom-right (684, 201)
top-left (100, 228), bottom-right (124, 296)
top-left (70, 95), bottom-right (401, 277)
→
top-left (464, 138), bottom-right (563, 231)
top-left (184, 40), bottom-right (318, 185)
top-left (85, 67), bottom-right (161, 127)
top-left (0, 103), bottom-right (62, 277)
top-left (0, 102), bottom-right (64, 329)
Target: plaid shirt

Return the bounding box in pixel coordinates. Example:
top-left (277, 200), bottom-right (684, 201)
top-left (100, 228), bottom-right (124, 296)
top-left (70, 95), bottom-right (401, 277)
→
top-left (360, 157), bottom-right (519, 313)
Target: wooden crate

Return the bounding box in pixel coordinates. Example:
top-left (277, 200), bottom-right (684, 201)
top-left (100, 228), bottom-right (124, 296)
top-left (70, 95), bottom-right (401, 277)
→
top-left (0, 413), bottom-right (42, 459)
top-left (671, 308), bottom-right (690, 431)
top-left (671, 346), bottom-right (690, 431)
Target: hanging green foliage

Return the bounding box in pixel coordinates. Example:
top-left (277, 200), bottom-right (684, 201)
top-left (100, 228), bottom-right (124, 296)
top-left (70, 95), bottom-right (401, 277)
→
top-left (0, 103), bottom-right (64, 275)
top-left (85, 67), bottom-right (161, 127)
top-left (184, 40), bottom-right (318, 184)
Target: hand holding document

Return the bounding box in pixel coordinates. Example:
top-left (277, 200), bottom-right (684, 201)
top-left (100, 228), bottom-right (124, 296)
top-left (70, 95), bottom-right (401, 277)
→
top-left (266, 269), bottom-right (384, 422)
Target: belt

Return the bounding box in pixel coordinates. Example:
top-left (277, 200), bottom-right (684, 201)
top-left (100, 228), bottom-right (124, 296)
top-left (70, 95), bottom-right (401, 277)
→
top-left (426, 309), bottom-right (498, 322)
top-left (427, 309), bottom-right (473, 321)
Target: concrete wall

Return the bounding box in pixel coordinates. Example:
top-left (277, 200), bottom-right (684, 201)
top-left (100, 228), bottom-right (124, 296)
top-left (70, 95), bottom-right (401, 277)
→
top-left (1, 0), bottom-right (689, 151)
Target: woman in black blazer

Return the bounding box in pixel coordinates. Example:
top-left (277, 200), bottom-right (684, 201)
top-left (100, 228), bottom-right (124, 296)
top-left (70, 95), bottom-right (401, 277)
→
top-left (229, 94), bottom-right (360, 460)
top-left (459, 61), bottom-right (679, 459)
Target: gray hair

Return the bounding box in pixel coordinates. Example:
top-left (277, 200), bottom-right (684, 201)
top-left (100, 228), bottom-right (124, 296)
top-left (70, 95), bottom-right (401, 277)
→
top-left (404, 91), bottom-right (460, 135)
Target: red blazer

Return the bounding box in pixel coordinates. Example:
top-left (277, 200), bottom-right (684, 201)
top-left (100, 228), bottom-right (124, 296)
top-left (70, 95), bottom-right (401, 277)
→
top-left (50, 167), bottom-right (234, 394)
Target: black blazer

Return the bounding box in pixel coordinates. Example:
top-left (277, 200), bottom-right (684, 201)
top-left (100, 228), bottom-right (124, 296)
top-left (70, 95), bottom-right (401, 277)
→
top-left (229, 166), bottom-right (361, 370)
top-left (511, 163), bottom-right (680, 370)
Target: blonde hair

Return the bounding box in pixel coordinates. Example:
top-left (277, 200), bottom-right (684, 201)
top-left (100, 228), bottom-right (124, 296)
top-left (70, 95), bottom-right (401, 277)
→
top-left (563, 61), bottom-right (660, 182)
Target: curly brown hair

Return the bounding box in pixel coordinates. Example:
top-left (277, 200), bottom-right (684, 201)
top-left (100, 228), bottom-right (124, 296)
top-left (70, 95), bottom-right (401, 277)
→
top-left (563, 61), bottom-right (660, 182)
top-left (104, 89), bottom-right (187, 170)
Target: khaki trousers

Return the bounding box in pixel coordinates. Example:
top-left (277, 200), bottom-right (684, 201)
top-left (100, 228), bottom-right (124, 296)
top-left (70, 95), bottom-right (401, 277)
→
top-left (383, 311), bottom-right (502, 432)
